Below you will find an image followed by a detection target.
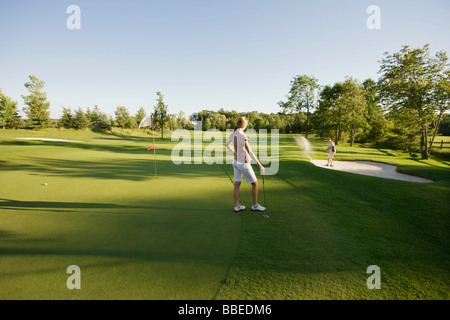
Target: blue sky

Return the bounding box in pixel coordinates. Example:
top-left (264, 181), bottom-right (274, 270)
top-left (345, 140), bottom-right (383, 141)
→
top-left (1, 0), bottom-right (449, 119)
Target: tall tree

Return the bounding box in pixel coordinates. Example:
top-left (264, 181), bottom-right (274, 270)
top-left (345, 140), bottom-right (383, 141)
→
top-left (125, 116), bottom-right (137, 129)
top-left (0, 89), bottom-right (18, 129)
top-left (21, 75), bottom-right (51, 129)
top-left (362, 79), bottom-right (388, 145)
top-left (89, 105), bottom-right (101, 127)
top-left (280, 74), bottom-right (320, 138)
top-left (177, 110), bottom-right (189, 129)
top-left (59, 107), bottom-right (74, 128)
top-left (72, 108), bottom-right (89, 129)
top-left (153, 91), bottom-right (169, 138)
top-left (315, 82), bottom-right (345, 143)
top-left (96, 112), bottom-right (111, 130)
top-left (340, 77), bottom-right (369, 146)
top-left (115, 106), bottom-right (130, 129)
top-left (379, 44), bottom-right (449, 159)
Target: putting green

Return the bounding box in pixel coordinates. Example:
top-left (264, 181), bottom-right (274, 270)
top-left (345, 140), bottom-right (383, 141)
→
top-left (0, 130), bottom-right (449, 299)
top-left (0, 132), bottom-right (240, 299)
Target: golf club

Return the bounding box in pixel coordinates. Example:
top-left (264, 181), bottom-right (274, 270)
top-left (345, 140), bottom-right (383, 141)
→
top-left (262, 170), bottom-right (266, 208)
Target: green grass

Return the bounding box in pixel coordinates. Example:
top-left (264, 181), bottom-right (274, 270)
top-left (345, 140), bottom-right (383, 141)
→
top-left (214, 135), bottom-right (450, 299)
top-left (0, 129), bottom-right (240, 299)
top-left (0, 129), bottom-right (449, 299)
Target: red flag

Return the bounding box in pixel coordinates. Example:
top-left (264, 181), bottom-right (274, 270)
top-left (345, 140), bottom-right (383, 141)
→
top-left (147, 145), bottom-right (155, 150)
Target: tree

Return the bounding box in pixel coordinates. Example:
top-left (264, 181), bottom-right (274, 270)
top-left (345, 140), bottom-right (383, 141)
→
top-left (385, 111), bottom-right (419, 155)
top-left (225, 110), bottom-right (241, 130)
top-left (204, 118), bottom-right (212, 130)
top-left (208, 113), bottom-right (227, 130)
top-left (21, 75), bottom-right (51, 129)
top-left (153, 91), bottom-right (169, 138)
top-left (379, 44), bottom-right (449, 159)
top-left (253, 117), bottom-right (268, 130)
top-left (283, 112), bottom-right (306, 133)
top-left (115, 106), bottom-right (130, 129)
top-left (176, 110), bottom-right (190, 129)
top-left (135, 107), bottom-right (147, 127)
top-left (7, 113), bottom-right (23, 129)
top-left (340, 77), bottom-right (369, 146)
top-left (167, 114), bottom-right (177, 131)
top-left (88, 105), bottom-right (100, 127)
top-left (0, 89), bottom-right (19, 129)
top-left (59, 107), bottom-right (74, 128)
top-left (125, 116), bottom-right (137, 129)
top-left (85, 107), bottom-right (94, 127)
top-left (315, 82), bottom-right (345, 143)
top-left (361, 79), bottom-right (388, 145)
top-left (72, 108), bottom-right (89, 129)
top-left (280, 74), bottom-right (320, 138)
top-left (246, 111), bottom-right (260, 129)
top-left (87, 105), bottom-right (111, 130)
top-left (96, 112), bottom-right (112, 130)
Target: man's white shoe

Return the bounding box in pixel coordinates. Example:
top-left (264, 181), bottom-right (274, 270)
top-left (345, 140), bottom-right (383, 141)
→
top-left (251, 204), bottom-right (266, 211)
top-left (234, 204), bottom-right (246, 212)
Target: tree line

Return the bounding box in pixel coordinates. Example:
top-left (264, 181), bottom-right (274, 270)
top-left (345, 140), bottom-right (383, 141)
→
top-left (1, 44), bottom-right (448, 159)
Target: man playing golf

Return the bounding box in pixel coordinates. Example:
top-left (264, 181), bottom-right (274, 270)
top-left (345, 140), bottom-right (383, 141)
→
top-left (226, 116), bottom-right (266, 212)
top-left (326, 137), bottom-right (336, 167)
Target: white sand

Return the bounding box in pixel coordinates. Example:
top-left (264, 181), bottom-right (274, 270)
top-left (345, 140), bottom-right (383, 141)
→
top-left (17, 137), bottom-right (84, 143)
top-left (310, 160), bottom-right (433, 183)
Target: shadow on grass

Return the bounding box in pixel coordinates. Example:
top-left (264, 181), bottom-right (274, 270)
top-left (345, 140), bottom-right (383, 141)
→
top-left (400, 158), bottom-right (450, 181)
top-left (0, 198), bottom-right (145, 213)
top-left (0, 139), bottom-right (171, 156)
top-left (92, 128), bottom-right (166, 140)
top-left (1, 156), bottom-right (232, 181)
top-left (0, 198), bottom-right (210, 214)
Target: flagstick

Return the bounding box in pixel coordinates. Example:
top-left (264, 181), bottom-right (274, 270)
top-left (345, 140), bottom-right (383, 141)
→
top-left (153, 126), bottom-right (157, 178)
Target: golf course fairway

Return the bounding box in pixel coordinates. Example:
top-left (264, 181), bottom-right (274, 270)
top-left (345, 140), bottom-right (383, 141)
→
top-left (1, 129), bottom-right (449, 299)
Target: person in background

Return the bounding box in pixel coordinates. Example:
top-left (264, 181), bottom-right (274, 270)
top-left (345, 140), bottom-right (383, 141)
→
top-left (326, 137), bottom-right (336, 167)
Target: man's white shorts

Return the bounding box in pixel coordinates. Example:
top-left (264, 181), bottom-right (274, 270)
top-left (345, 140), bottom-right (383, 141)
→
top-left (233, 160), bottom-right (257, 184)
top-left (328, 151), bottom-right (336, 160)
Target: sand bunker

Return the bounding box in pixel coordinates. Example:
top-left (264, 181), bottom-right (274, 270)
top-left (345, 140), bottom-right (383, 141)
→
top-left (310, 160), bottom-right (433, 183)
top-left (17, 138), bottom-right (84, 143)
